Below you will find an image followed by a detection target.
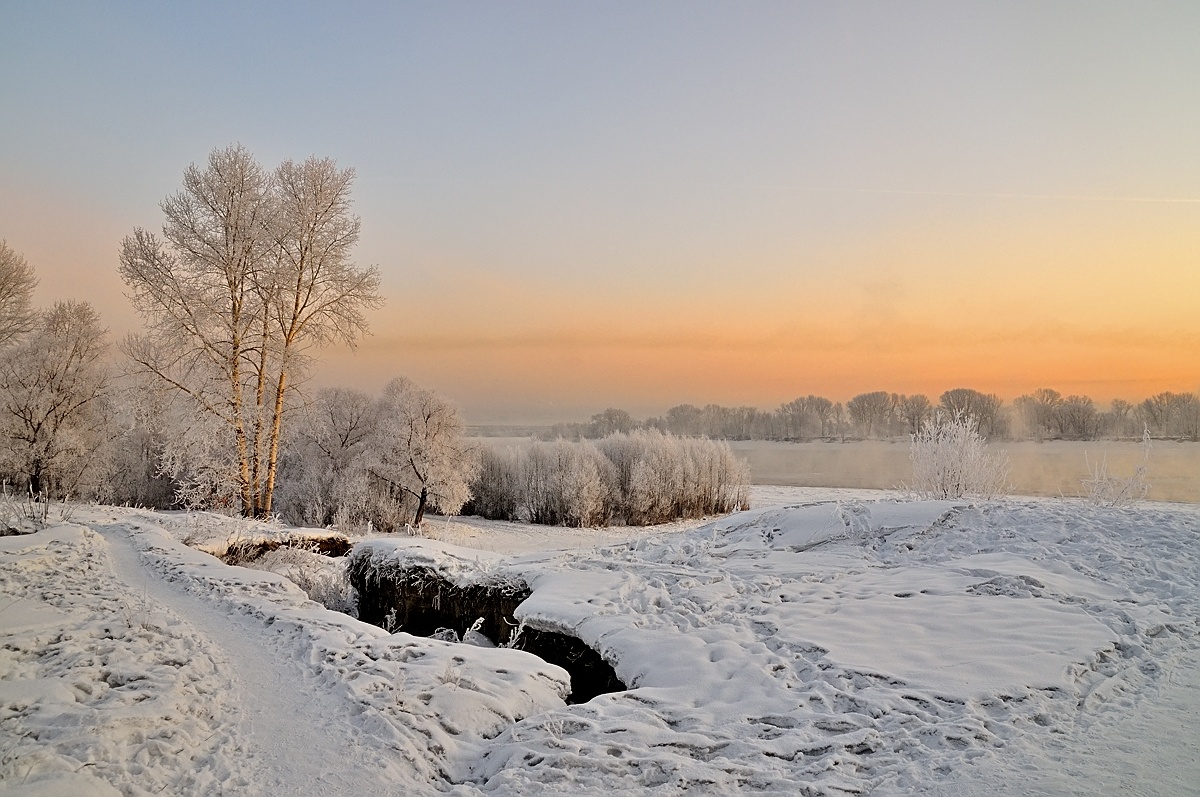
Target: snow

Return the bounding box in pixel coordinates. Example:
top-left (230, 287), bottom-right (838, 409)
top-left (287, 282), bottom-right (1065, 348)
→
top-left (3, 489), bottom-right (1198, 795)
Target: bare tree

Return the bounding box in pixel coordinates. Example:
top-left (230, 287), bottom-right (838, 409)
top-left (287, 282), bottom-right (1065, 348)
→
top-left (258, 156), bottom-right (382, 514)
top-left (1059, 395), bottom-right (1098, 440)
top-left (939, 388), bottom-right (1004, 437)
top-left (119, 145), bottom-right (381, 516)
top-left (1136, 392), bottom-right (1175, 436)
top-left (589, 407), bottom-right (636, 437)
top-left (367, 376), bottom-right (479, 528)
top-left (896, 394), bottom-right (933, 435)
top-left (805, 396), bottom-right (836, 438)
top-left (1013, 388), bottom-right (1062, 440)
top-left (0, 240), bottom-right (38, 347)
top-left (120, 145), bottom-right (272, 514)
top-left (1171, 393), bottom-right (1200, 441)
top-left (0, 302), bottom-right (113, 498)
top-left (1109, 399), bottom-right (1135, 437)
top-left (847, 391), bottom-right (892, 438)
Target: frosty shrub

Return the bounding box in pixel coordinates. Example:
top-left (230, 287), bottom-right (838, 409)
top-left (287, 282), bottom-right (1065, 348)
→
top-left (600, 430), bottom-right (750, 525)
top-left (1081, 427), bottom-right (1151, 507)
top-left (465, 430), bottom-right (750, 527)
top-left (523, 439), bottom-right (614, 527)
top-left (909, 414), bottom-right (1008, 500)
top-left (467, 446), bottom-right (522, 521)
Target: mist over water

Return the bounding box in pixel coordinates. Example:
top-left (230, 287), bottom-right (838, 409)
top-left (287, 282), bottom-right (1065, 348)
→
top-left (729, 440), bottom-right (1199, 503)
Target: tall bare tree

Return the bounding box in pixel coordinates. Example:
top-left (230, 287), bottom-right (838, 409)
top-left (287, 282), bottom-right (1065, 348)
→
top-left (0, 240), bottom-right (38, 347)
top-left (119, 145), bottom-right (381, 516)
top-left (120, 145), bottom-right (271, 514)
top-left (258, 156), bottom-right (381, 514)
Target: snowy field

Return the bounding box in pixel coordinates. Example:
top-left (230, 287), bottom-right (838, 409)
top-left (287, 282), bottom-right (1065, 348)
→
top-left (2, 487), bottom-right (1198, 795)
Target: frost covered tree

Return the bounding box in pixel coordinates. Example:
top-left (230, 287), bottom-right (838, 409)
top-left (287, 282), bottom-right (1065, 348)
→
top-left (909, 413), bottom-right (1008, 500)
top-left (367, 377), bottom-right (479, 528)
top-left (274, 386), bottom-right (376, 529)
top-left (0, 302), bottom-right (113, 498)
top-left (119, 145), bottom-right (381, 516)
top-left (260, 157), bottom-right (382, 510)
top-left (0, 240), bottom-right (38, 347)
top-left (103, 374), bottom-right (179, 509)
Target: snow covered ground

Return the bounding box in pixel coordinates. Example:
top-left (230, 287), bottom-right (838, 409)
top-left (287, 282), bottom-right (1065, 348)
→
top-left (2, 488), bottom-right (1197, 795)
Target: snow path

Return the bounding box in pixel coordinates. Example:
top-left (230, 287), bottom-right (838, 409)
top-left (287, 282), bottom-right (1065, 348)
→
top-left (90, 521), bottom-right (410, 796)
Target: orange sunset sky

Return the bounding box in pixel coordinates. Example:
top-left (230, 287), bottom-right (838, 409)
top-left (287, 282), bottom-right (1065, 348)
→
top-left (2, 3), bottom-right (1198, 423)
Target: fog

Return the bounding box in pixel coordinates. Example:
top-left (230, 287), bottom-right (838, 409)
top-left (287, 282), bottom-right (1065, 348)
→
top-left (728, 440), bottom-right (1199, 503)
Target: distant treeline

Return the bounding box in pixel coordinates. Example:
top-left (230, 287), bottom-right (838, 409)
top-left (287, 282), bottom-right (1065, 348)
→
top-left (544, 389), bottom-right (1200, 443)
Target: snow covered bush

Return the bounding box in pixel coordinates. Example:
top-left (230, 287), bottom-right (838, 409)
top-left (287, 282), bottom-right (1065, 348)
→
top-left (464, 431), bottom-right (749, 527)
top-left (1081, 427), bottom-right (1151, 507)
top-left (599, 430), bottom-right (750, 525)
top-left (466, 446), bottom-right (522, 520)
top-left (523, 439), bottom-right (614, 527)
top-left (909, 413), bottom-right (1008, 500)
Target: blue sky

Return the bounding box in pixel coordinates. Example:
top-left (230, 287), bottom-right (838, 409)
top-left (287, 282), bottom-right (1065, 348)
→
top-left (3, 2), bottom-right (1198, 422)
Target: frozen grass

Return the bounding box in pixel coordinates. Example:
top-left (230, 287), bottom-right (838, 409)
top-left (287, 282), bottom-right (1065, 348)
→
top-left (1081, 428), bottom-right (1152, 507)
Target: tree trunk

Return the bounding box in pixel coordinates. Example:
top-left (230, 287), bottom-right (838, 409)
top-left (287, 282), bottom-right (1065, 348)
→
top-left (413, 486), bottom-right (428, 528)
top-left (250, 314), bottom-right (272, 517)
top-left (260, 368), bottom-right (288, 518)
top-left (229, 324), bottom-right (254, 517)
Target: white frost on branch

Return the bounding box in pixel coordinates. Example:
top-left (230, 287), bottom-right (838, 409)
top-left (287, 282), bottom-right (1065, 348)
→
top-left (908, 413), bottom-right (1009, 500)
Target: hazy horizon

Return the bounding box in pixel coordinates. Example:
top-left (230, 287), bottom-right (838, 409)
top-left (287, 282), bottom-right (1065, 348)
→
top-left (4, 3), bottom-right (1198, 425)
